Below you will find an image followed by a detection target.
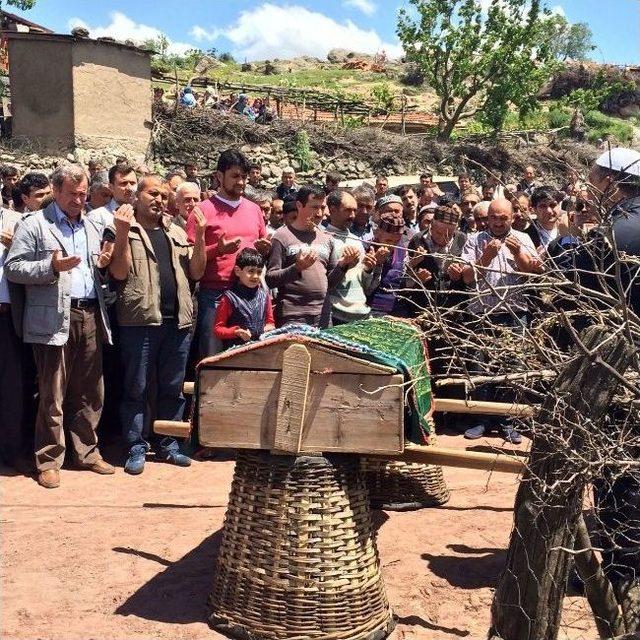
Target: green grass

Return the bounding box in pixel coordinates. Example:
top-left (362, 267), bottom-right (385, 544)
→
top-left (453, 102), bottom-right (635, 144)
top-left (583, 110), bottom-right (635, 144)
top-left (161, 61), bottom-right (405, 99)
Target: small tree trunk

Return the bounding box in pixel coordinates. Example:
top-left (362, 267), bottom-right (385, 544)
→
top-left (573, 515), bottom-right (625, 638)
top-left (437, 118), bottom-right (456, 140)
top-left (616, 580), bottom-right (640, 634)
top-left (490, 327), bottom-right (634, 640)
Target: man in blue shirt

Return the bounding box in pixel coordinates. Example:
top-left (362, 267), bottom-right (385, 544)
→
top-left (6, 165), bottom-right (120, 489)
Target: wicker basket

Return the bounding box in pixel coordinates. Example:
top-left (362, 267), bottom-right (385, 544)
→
top-left (209, 450), bottom-right (395, 640)
top-left (361, 457), bottom-right (450, 511)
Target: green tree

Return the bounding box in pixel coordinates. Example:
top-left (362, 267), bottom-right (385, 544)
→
top-left (141, 34), bottom-right (170, 57)
top-left (546, 15), bottom-right (595, 61)
top-left (370, 84), bottom-right (395, 115)
top-left (397, 0), bottom-right (559, 139)
top-left (1, 0), bottom-right (38, 9)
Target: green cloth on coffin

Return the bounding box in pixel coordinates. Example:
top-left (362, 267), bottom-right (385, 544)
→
top-left (325, 317), bottom-right (432, 444)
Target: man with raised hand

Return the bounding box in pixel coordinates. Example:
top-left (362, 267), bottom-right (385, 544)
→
top-left (109, 175), bottom-right (207, 475)
top-left (186, 149), bottom-right (269, 357)
top-left (6, 165), bottom-right (118, 488)
top-left (266, 185), bottom-right (358, 328)
top-left (460, 198), bottom-right (541, 444)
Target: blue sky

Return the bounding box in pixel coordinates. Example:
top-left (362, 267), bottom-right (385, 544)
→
top-left (11, 0), bottom-right (640, 65)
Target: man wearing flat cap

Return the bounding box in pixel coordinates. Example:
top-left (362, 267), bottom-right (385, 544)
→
top-left (405, 205), bottom-right (467, 314)
top-left (361, 196), bottom-right (410, 316)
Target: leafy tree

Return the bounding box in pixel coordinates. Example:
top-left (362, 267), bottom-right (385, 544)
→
top-left (371, 84), bottom-right (395, 115)
top-left (141, 35), bottom-right (170, 57)
top-left (546, 15), bottom-right (595, 61)
top-left (1, 0), bottom-right (38, 10)
top-left (560, 71), bottom-right (636, 112)
top-left (397, 0), bottom-right (559, 139)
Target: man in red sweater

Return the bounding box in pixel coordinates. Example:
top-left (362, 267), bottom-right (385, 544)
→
top-left (186, 150), bottom-right (270, 357)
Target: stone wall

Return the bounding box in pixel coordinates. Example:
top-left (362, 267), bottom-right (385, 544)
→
top-left (0, 140), bottom-right (381, 185)
top-left (0, 144), bottom-right (148, 176)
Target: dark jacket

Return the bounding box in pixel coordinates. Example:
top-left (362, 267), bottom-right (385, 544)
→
top-left (405, 229), bottom-right (467, 314)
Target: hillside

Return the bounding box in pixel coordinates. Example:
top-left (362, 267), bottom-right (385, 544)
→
top-left (153, 52), bottom-right (639, 145)
top-left (153, 51), bottom-right (439, 112)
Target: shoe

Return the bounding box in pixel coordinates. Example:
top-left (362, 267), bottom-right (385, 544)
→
top-left (464, 423), bottom-right (486, 439)
top-left (156, 450), bottom-right (192, 467)
top-left (37, 469), bottom-right (60, 489)
top-left (81, 458), bottom-right (115, 475)
top-left (500, 424), bottom-right (523, 445)
top-left (124, 444), bottom-right (148, 475)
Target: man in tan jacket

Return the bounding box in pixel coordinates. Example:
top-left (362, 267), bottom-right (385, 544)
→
top-left (109, 175), bottom-right (206, 475)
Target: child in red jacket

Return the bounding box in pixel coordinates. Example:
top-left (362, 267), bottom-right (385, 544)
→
top-left (214, 248), bottom-right (275, 348)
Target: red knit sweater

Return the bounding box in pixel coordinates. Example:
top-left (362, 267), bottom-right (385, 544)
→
top-left (186, 195), bottom-right (266, 290)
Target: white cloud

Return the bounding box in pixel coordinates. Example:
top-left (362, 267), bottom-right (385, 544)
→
top-left (549, 5), bottom-right (566, 17)
top-left (222, 3), bottom-right (402, 61)
top-left (344, 0), bottom-right (377, 16)
top-left (190, 25), bottom-right (222, 42)
top-left (67, 12), bottom-right (194, 56)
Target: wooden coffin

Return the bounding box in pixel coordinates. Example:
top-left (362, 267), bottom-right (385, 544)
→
top-left (196, 338), bottom-right (405, 455)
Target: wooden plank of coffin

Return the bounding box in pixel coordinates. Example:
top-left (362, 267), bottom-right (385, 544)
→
top-left (204, 340), bottom-right (396, 375)
top-left (197, 368), bottom-right (404, 455)
top-left (272, 344), bottom-right (311, 454)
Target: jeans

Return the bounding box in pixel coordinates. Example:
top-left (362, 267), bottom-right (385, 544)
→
top-left (471, 312), bottom-right (529, 427)
top-left (196, 288), bottom-right (224, 359)
top-left (119, 321), bottom-right (191, 452)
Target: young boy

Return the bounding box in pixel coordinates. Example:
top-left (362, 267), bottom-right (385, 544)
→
top-left (214, 248), bottom-right (275, 348)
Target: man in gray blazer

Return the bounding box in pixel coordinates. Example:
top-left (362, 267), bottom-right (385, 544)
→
top-left (5, 164), bottom-right (128, 488)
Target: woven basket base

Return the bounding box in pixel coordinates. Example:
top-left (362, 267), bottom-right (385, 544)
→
top-left (209, 451), bottom-right (394, 640)
top-left (209, 613), bottom-right (397, 640)
top-left (361, 458), bottom-right (450, 512)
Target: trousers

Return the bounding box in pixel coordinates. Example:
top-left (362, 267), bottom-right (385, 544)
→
top-left (0, 310), bottom-right (25, 463)
top-left (32, 307), bottom-right (103, 472)
top-left (119, 320), bottom-right (191, 451)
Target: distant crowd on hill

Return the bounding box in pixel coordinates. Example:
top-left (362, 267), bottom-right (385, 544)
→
top-left (154, 86), bottom-right (277, 123)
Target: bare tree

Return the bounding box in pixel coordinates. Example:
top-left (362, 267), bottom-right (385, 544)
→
top-left (398, 162), bottom-right (640, 639)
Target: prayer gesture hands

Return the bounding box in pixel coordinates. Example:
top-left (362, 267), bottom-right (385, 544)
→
top-left (0, 229), bottom-right (13, 248)
top-left (408, 246), bottom-right (427, 268)
top-left (482, 239), bottom-right (502, 262)
top-left (52, 249), bottom-right (81, 274)
top-left (254, 237), bottom-right (272, 257)
top-left (339, 245), bottom-right (360, 269)
top-left (447, 262), bottom-right (464, 281)
top-left (504, 235), bottom-right (522, 256)
top-left (94, 245), bottom-right (113, 269)
top-left (362, 248), bottom-right (377, 272)
top-left (114, 204), bottom-right (134, 234)
top-left (363, 246), bottom-right (390, 272)
top-left (295, 248), bottom-right (317, 272)
top-left (217, 233), bottom-right (242, 255)
top-left (192, 206), bottom-right (207, 239)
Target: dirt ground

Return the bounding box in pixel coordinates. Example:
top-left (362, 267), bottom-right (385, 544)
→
top-left (1, 432), bottom-right (594, 640)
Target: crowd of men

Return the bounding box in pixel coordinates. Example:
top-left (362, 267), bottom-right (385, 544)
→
top-left (0, 146), bottom-right (639, 491)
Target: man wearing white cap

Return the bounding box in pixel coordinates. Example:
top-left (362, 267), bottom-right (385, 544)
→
top-left (589, 146), bottom-right (640, 206)
top-left (548, 148), bottom-right (640, 600)
top-left (589, 147), bottom-right (640, 608)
